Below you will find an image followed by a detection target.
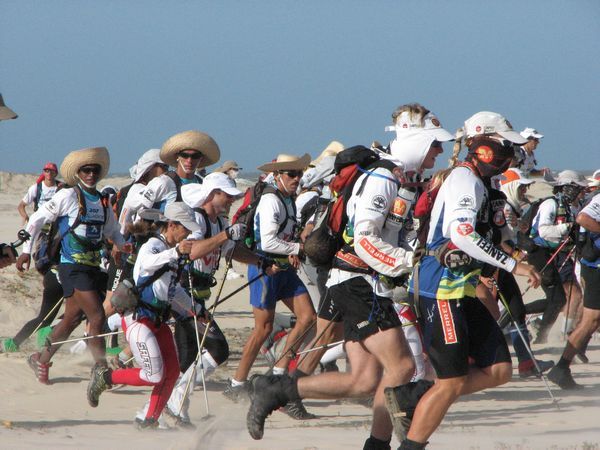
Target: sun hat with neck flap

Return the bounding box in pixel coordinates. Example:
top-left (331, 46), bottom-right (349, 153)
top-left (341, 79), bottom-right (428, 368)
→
top-left (160, 130), bottom-right (220, 168)
top-left (60, 146), bottom-right (110, 187)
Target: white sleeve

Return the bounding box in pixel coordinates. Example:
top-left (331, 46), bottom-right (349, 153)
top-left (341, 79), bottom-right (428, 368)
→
top-left (22, 184), bottom-right (36, 205)
top-left (134, 176), bottom-right (173, 211)
top-left (103, 203), bottom-right (126, 248)
top-left (352, 170), bottom-right (413, 277)
top-left (442, 170), bottom-right (516, 272)
top-left (22, 189), bottom-right (76, 254)
top-left (257, 194), bottom-right (300, 255)
top-left (537, 199), bottom-right (570, 240)
top-left (581, 196), bottom-right (600, 223)
top-left (118, 184), bottom-right (144, 234)
top-left (134, 238), bottom-right (180, 302)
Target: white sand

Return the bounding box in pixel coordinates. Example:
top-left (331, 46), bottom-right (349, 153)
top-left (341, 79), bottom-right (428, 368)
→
top-left (1, 172), bottom-right (599, 450)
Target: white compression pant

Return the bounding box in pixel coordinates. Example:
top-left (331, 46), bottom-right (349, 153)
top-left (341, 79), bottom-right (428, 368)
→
top-left (123, 313), bottom-right (166, 384)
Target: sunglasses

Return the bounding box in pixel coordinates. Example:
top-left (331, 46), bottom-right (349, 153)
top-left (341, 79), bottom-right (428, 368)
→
top-left (79, 166), bottom-right (101, 175)
top-left (178, 152), bottom-right (203, 160)
top-left (281, 170), bottom-right (303, 178)
top-left (43, 169), bottom-right (56, 173)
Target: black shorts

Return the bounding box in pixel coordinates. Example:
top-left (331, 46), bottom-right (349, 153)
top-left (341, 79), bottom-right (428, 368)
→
top-left (58, 263), bottom-right (107, 298)
top-left (581, 264), bottom-right (600, 310)
top-left (317, 286), bottom-right (342, 322)
top-left (329, 277), bottom-right (401, 342)
top-left (556, 251), bottom-right (575, 283)
top-left (414, 294), bottom-right (511, 379)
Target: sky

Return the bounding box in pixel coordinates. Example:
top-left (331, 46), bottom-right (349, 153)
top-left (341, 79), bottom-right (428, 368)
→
top-left (1, 1), bottom-right (599, 176)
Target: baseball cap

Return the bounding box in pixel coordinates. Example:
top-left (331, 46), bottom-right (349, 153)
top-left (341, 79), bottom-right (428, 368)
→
top-left (520, 127), bottom-right (544, 140)
top-left (464, 111), bottom-right (528, 144)
top-left (43, 162), bottom-right (58, 172)
top-left (163, 202), bottom-right (201, 232)
top-left (387, 111), bottom-right (454, 142)
top-left (499, 168), bottom-right (534, 186)
top-left (181, 172), bottom-right (242, 208)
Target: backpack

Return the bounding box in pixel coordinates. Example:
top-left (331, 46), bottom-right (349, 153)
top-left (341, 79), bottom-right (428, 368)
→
top-left (165, 171), bottom-right (203, 202)
top-left (303, 145), bottom-right (397, 266)
top-left (232, 181), bottom-right (292, 250)
top-left (32, 186), bottom-right (109, 274)
top-left (113, 182), bottom-right (134, 218)
top-left (516, 196), bottom-right (553, 252)
top-left (33, 181), bottom-right (63, 212)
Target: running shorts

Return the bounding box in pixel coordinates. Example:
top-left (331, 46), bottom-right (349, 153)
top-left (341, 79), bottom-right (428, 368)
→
top-left (413, 294), bottom-right (511, 379)
top-left (248, 264), bottom-right (308, 310)
top-left (581, 264), bottom-right (600, 310)
top-left (58, 263), bottom-right (107, 298)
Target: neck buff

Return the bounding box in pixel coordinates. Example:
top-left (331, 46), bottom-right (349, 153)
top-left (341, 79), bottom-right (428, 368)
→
top-left (76, 175), bottom-right (97, 190)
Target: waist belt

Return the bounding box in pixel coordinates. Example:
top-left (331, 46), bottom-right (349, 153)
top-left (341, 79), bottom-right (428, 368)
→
top-left (136, 301), bottom-right (171, 326)
top-left (332, 250), bottom-right (373, 275)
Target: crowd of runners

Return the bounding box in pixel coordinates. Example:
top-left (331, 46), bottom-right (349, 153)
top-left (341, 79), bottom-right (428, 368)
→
top-left (1, 94), bottom-right (600, 450)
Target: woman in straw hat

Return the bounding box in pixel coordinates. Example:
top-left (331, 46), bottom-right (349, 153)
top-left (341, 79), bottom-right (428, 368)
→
top-left (224, 153), bottom-right (317, 420)
top-left (17, 147), bottom-right (130, 384)
top-left (127, 130), bottom-right (220, 218)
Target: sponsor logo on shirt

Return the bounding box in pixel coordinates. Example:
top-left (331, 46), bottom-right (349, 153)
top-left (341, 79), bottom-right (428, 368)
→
top-left (474, 236), bottom-right (508, 264)
top-left (457, 223), bottom-right (474, 236)
top-left (358, 238), bottom-right (396, 267)
top-left (143, 189), bottom-right (154, 200)
top-left (371, 195), bottom-right (387, 210)
top-left (457, 195), bottom-right (475, 209)
top-left (437, 300), bottom-right (458, 344)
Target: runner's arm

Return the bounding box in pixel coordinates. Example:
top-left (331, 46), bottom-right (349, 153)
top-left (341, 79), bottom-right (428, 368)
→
top-left (257, 194), bottom-right (300, 255)
top-left (537, 199), bottom-right (570, 241)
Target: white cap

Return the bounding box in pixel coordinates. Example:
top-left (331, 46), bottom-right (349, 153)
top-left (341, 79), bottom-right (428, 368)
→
top-left (129, 149), bottom-right (164, 182)
top-left (181, 172), bottom-right (242, 208)
top-left (555, 170), bottom-right (587, 187)
top-left (587, 169), bottom-right (600, 187)
top-left (389, 131), bottom-right (436, 173)
top-left (520, 127), bottom-right (544, 140)
top-left (386, 111), bottom-right (454, 142)
top-left (464, 111), bottom-right (528, 144)
top-left (163, 202), bottom-right (201, 232)
top-left (499, 168), bottom-right (535, 186)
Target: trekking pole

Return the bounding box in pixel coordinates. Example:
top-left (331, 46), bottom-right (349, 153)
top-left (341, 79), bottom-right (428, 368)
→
top-left (561, 243), bottom-right (579, 340)
top-left (272, 317), bottom-right (317, 368)
top-left (521, 236), bottom-right (572, 297)
top-left (490, 279), bottom-right (560, 410)
top-left (46, 330), bottom-right (122, 347)
top-left (205, 272), bottom-right (265, 310)
top-left (30, 297), bottom-right (64, 337)
top-left (295, 339), bottom-right (344, 356)
top-left (295, 310), bottom-right (341, 367)
top-left (177, 247), bottom-right (235, 419)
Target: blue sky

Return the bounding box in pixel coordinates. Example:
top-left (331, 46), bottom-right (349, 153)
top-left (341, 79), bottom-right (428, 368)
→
top-left (1, 1), bottom-right (599, 175)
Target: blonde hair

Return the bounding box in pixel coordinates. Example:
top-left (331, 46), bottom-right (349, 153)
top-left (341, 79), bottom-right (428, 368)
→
top-left (391, 103), bottom-right (430, 126)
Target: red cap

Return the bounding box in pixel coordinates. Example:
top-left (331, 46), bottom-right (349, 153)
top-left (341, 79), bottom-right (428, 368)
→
top-left (43, 162), bottom-right (58, 172)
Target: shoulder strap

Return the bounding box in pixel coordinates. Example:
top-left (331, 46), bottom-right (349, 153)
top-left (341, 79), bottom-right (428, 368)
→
top-left (137, 264), bottom-right (172, 291)
top-left (356, 160), bottom-right (400, 197)
top-left (34, 182), bottom-right (43, 212)
top-left (196, 208), bottom-right (213, 238)
top-left (165, 172), bottom-right (183, 201)
top-left (264, 185), bottom-right (295, 234)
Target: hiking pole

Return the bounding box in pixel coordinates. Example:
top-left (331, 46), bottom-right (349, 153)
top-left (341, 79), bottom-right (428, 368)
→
top-left (295, 310), bottom-right (341, 367)
top-left (561, 243), bottom-right (579, 340)
top-left (46, 330), bottom-right (122, 347)
top-left (205, 272), bottom-right (265, 310)
top-left (30, 297), bottom-right (64, 337)
top-left (490, 278), bottom-right (560, 410)
top-left (521, 237), bottom-right (572, 297)
top-left (295, 339), bottom-right (344, 356)
top-left (272, 317), bottom-right (317, 368)
top-left (188, 262), bottom-right (210, 418)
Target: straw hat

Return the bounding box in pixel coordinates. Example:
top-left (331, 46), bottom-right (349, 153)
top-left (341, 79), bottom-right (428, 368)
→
top-left (60, 147), bottom-right (110, 186)
top-left (0, 94), bottom-right (18, 120)
top-left (214, 160), bottom-right (242, 173)
top-left (257, 153), bottom-right (311, 173)
top-left (310, 141), bottom-right (344, 167)
top-left (160, 130), bottom-right (220, 168)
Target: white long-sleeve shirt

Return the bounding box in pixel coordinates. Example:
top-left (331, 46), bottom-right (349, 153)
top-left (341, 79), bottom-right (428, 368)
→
top-left (254, 188), bottom-right (300, 256)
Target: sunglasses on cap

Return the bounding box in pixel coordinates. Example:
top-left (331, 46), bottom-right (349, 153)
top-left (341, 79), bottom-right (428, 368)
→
top-left (79, 165), bottom-right (102, 175)
top-left (280, 170), bottom-right (303, 178)
top-left (178, 151), bottom-right (203, 160)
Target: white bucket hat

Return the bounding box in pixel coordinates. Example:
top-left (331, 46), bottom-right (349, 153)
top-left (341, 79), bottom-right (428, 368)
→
top-left (181, 172), bottom-right (242, 208)
top-left (554, 170), bottom-right (587, 187)
top-left (587, 169), bottom-right (600, 187)
top-left (257, 153), bottom-right (311, 173)
top-left (60, 147), bottom-right (110, 186)
top-left (464, 111), bottom-right (527, 144)
top-left (129, 148), bottom-right (164, 182)
top-left (387, 111), bottom-right (454, 142)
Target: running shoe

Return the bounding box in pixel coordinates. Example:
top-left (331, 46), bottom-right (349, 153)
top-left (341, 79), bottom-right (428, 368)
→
top-left (0, 338), bottom-right (18, 353)
top-left (280, 399), bottom-right (316, 420)
top-left (134, 417), bottom-right (159, 430)
top-left (547, 365), bottom-right (583, 390)
top-left (27, 352), bottom-right (52, 385)
top-left (384, 380), bottom-right (434, 442)
top-left (222, 378), bottom-right (248, 403)
top-left (87, 363), bottom-right (112, 407)
top-left (518, 359), bottom-right (554, 378)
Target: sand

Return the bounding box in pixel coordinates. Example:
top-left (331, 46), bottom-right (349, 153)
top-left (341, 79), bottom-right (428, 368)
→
top-left (1, 171), bottom-right (599, 450)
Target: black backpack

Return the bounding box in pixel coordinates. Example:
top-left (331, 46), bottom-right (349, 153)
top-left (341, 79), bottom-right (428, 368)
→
top-left (113, 182), bottom-right (134, 218)
top-left (33, 181), bottom-right (64, 212)
top-left (32, 186), bottom-right (109, 274)
top-left (516, 197), bottom-right (553, 252)
top-left (303, 146), bottom-right (398, 266)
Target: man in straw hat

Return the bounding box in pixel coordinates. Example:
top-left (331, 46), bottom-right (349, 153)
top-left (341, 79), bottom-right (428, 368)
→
top-left (224, 153), bottom-right (317, 417)
top-left (87, 202), bottom-right (199, 429)
top-left (0, 93), bottom-right (18, 120)
top-left (214, 160), bottom-right (242, 183)
top-left (128, 130), bottom-right (220, 219)
top-left (16, 147), bottom-right (131, 384)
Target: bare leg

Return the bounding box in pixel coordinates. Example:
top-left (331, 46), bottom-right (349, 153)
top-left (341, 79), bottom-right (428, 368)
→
top-left (275, 293), bottom-right (316, 371)
top-left (295, 318), bottom-right (343, 375)
top-left (234, 307), bottom-right (275, 382)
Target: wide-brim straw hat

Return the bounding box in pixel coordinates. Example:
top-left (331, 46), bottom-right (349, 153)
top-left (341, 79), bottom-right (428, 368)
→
top-left (310, 141), bottom-right (344, 167)
top-left (60, 147), bottom-right (110, 186)
top-left (257, 153), bottom-right (312, 173)
top-left (0, 94), bottom-right (18, 120)
top-left (160, 130), bottom-right (220, 168)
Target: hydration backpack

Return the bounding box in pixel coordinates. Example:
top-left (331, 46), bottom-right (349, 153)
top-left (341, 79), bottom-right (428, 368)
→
top-left (516, 197), bottom-right (553, 252)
